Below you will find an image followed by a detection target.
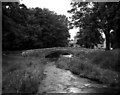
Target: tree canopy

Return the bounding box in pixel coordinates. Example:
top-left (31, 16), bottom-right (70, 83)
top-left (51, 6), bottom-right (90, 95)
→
top-left (68, 1), bottom-right (120, 50)
top-left (2, 2), bottom-right (70, 51)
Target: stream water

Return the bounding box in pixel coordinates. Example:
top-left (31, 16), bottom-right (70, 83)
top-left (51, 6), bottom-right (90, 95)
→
top-left (37, 62), bottom-right (119, 94)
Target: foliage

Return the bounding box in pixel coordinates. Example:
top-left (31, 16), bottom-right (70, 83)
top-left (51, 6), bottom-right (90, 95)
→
top-left (2, 2), bottom-right (70, 51)
top-left (94, 2), bottom-right (120, 50)
top-left (68, 2), bottom-right (120, 50)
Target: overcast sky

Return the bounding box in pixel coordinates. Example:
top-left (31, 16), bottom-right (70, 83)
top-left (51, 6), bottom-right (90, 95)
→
top-left (20, 0), bottom-right (72, 17)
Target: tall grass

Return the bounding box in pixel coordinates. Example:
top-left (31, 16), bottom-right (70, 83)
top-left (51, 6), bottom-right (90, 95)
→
top-left (88, 49), bottom-right (120, 72)
top-left (2, 55), bottom-right (46, 94)
top-left (56, 49), bottom-right (120, 87)
top-left (3, 48), bottom-right (120, 93)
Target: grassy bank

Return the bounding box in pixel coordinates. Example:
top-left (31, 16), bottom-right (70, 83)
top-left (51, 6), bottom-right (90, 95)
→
top-left (56, 49), bottom-right (120, 87)
top-left (2, 47), bottom-right (120, 93)
top-left (2, 54), bottom-right (47, 94)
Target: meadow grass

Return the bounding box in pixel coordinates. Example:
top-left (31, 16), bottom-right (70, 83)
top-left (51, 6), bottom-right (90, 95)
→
top-left (56, 49), bottom-right (120, 87)
top-left (2, 47), bottom-right (120, 93)
top-left (2, 54), bottom-right (47, 94)
top-left (88, 49), bottom-right (120, 72)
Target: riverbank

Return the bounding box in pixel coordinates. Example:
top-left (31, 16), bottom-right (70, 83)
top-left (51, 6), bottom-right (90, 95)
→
top-left (56, 49), bottom-right (120, 88)
top-left (2, 47), bottom-right (120, 94)
top-left (2, 55), bottom-right (47, 93)
top-left (37, 62), bottom-right (112, 93)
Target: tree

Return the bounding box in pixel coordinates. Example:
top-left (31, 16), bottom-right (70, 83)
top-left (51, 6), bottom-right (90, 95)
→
top-left (94, 2), bottom-right (120, 49)
top-left (2, 2), bottom-right (28, 50)
top-left (110, 2), bottom-right (120, 49)
top-left (68, 1), bottom-right (120, 50)
top-left (68, 2), bottom-right (104, 48)
top-left (31, 8), bottom-right (70, 48)
top-left (2, 2), bottom-right (70, 50)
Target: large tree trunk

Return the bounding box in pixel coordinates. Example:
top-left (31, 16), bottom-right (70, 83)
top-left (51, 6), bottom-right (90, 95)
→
top-left (105, 32), bottom-right (110, 50)
top-left (114, 29), bottom-right (120, 49)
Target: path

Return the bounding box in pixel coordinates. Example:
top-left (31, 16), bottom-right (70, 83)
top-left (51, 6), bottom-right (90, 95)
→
top-left (37, 62), bottom-right (109, 93)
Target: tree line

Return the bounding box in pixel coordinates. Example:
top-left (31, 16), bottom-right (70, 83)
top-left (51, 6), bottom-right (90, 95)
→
top-left (2, 2), bottom-right (70, 51)
top-left (68, 2), bottom-right (120, 50)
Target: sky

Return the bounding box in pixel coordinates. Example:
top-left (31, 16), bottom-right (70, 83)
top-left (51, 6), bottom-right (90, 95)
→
top-left (20, 0), bottom-right (78, 39)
